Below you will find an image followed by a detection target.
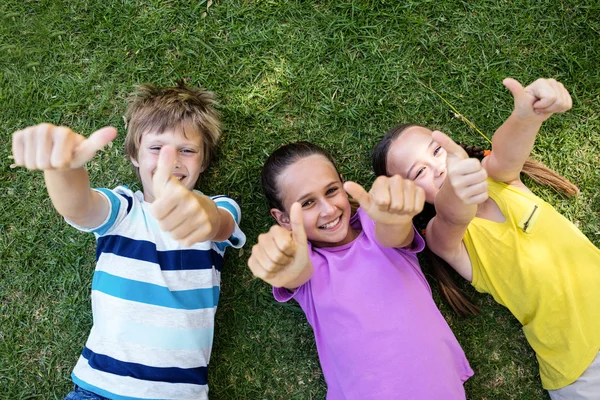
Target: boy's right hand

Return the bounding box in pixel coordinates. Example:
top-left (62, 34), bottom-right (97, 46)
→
top-left (11, 123), bottom-right (117, 170)
top-left (433, 130), bottom-right (488, 205)
top-left (248, 202), bottom-right (311, 288)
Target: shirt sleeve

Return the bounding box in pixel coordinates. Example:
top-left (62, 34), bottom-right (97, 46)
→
top-left (211, 195), bottom-right (246, 249)
top-left (402, 224), bottom-right (426, 253)
top-left (273, 284), bottom-right (306, 302)
top-left (64, 187), bottom-right (133, 236)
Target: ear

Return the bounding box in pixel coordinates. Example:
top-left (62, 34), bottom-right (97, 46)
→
top-left (130, 156), bottom-right (139, 167)
top-left (339, 173), bottom-right (345, 183)
top-left (270, 208), bottom-right (291, 230)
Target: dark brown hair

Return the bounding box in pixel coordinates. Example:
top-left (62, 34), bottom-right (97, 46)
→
top-left (124, 81), bottom-right (221, 185)
top-left (372, 123), bottom-right (579, 316)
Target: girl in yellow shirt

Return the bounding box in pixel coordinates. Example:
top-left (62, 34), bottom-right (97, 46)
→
top-left (372, 78), bottom-right (600, 398)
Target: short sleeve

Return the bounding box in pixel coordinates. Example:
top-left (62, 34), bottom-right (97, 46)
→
top-left (65, 187), bottom-right (133, 236)
top-left (273, 284), bottom-right (306, 302)
top-left (403, 225), bottom-right (426, 253)
top-left (211, 195), bottom-right (246, 249)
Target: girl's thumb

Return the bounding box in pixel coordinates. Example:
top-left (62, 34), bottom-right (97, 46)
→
top-left (502, 78), bottom-right (525, 99)
top-left (290, 202), bottom-right (307, 245)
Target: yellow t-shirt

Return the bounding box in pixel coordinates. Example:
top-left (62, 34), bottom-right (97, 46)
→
top-left (463, 178), bottom-right (600, 390)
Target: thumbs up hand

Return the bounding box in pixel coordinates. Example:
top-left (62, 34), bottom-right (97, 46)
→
top-left (503, 78), bottom-right (572, 122)
top-left (432, 130), bottom-right (488, 205)
top-left (150, 145), bottom-right (218, 247)
top-left (248, 202), bottom-right (312, 288)
top-left (11, 123), bottom-right (116, 170)
top-left (343, 176), bottom-right (425, 225)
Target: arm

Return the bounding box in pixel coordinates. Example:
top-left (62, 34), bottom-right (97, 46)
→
top-left (248, 202), bottom-right (313, 289)
top-left (483, 78), bottom-right (572, 183)
top-left (344, 175), bottom-right (425, 248)
top-left (11, 124), bottom-right (117, 229)
top-left (44, 168), bottom-right (110, 229)
top-left (426, 186), bottom-right (476, 281)
top-left (425, 131), bottom-right (489, 281)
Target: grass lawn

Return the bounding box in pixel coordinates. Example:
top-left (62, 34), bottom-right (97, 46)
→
top-left (1, 0), bottom-right (599, 398)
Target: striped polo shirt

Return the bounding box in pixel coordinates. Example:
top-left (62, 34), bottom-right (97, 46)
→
top-left (68, 186), bottom-right (245, 400)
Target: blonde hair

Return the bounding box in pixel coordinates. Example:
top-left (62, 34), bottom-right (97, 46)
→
top-left (124, 81), bottom-right (221, 184)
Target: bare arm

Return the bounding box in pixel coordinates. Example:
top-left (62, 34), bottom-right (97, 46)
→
top-left (11, 124), bottom-right (117, 229)
top-left (375, 219), bottom-right (415, 248)
top-left (426, 187), bottom-right (475, 281)
top-left (45, 168), bottom-right (110, 229)
top-left (425, 131), bottom-right (489, 281)
top-left (483, 78), bottom-right (573, 183)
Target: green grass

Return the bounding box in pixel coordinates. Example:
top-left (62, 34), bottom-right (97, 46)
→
top-left (1, 0), bottom-right (599, 398)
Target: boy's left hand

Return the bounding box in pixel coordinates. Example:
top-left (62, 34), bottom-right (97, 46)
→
top-left (344, 176), bottom-right (425, 225)
top-left (504, 78), bottom-right (572, 122)
top-left (151, 145), bottom-right (218, 246)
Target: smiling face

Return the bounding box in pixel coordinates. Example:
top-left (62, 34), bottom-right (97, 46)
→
top-left (272, 154), bottom-right (357, 248)
top-left (385, 126), bottom-right (447, 204)
top-left (131, 126), bottom-right (205, 203)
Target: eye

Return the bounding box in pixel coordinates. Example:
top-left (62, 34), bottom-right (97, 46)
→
top-left (326, 187), bottom-right (338, 196)
top-left (433, 146), bottom-right (442, 156)
top-left (150, 146), bottom-right (161, 152)
top-left (180, 148), bottom-right (197, 154)
top-left (301, 199), bottom-right (314, 208)
top-left (414, 167), bottom-right (425, 179)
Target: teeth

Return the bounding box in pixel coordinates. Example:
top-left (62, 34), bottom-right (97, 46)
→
top-left (320, 217), bottom-right (340, 229)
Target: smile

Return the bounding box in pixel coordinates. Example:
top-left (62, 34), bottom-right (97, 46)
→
top-left (319, 216), bottom-right (341, 230)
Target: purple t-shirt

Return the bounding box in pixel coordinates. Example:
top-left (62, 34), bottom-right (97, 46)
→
top-left (274, 208), bottom-right (473, 399)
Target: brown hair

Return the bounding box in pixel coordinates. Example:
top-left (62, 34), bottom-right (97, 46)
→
top-left (373, 123), bottom-right (579, 316)
top-left (124, 81), bottom-right (221, 185)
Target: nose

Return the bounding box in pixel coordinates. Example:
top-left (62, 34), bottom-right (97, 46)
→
top-left (320, 199), bottom-right (336, 217)
top-left (173, 154), bottom-right (182, 170)
top-left (433, 161), bottom-right (445, 178)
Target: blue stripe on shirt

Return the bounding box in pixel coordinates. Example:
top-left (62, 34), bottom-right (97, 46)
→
top-left (96, 235), bottom-right (223, 271)
top-left (215, 200), bottom-right (239, 223)
top-left (92, 271), bottom-right (220, 310)
top-left (81, 346), bottom-right (208, 385)
top-left (93, 189), bottom-right (123, 236)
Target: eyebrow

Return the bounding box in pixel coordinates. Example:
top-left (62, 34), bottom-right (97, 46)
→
top-left (406, 139), bottom-right (435, 178)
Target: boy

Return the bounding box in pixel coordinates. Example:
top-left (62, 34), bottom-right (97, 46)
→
top-left (11, 82), bottom-right (245, 399)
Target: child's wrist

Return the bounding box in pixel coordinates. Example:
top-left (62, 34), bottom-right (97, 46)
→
top-left (510, 109), bottom-right (547, 124)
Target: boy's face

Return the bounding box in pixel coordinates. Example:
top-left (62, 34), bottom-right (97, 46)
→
top-left (386, 126), bottom-right (447, 204)
top-left (132, 126), bottom-right (205, 203)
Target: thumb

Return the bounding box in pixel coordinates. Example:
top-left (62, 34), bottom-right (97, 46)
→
top-left (71, 127), bottom-right (117, 167)
top-left (289, 202), bottom-right (307, 246)
top-left (343, 181), bottom-right (371, 210)
top-left (431, 130), bottom-right (467, 161)
top-left (153, 145), bottom-right (177, 199)
top-left (502, 77), bottom-right (526, 100)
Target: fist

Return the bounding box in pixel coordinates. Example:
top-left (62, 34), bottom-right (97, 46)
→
top-left (150, 145), bottom-right (216, 246)
top-left (343, 175), bottom-right (425, 223)
top-left (432, 130), bottom-right (488, 205)
top-left (504, 78), bottom-right (572, 122)
top-left (11, 123), bottom-right (116, 170)
top-left (248, 202), bottom-right (310, 288)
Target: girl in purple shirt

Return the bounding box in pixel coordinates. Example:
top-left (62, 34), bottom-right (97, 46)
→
top-left (248, 142), bottom-right (472, 399)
